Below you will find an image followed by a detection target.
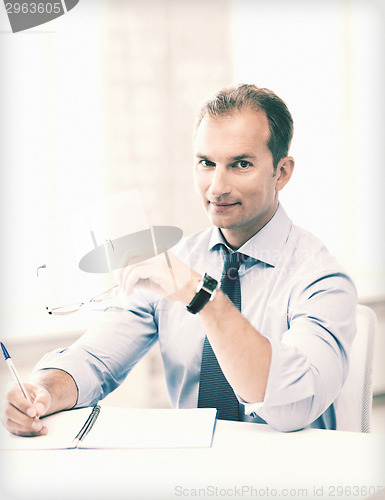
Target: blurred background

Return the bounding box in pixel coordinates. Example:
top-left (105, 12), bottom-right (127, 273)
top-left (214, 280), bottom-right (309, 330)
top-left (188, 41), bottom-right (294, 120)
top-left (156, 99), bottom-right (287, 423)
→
top-left (0, 0), bottom-right (384, 428)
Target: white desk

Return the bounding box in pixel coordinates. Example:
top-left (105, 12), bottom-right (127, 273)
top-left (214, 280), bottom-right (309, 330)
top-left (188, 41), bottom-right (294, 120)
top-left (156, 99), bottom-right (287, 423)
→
top-left (2, 420), bottom-right (384, 500)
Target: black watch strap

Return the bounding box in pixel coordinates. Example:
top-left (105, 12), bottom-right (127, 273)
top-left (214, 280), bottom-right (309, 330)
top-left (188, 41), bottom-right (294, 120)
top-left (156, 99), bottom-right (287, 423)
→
top-left (186, 274), bottom-right (218, 314)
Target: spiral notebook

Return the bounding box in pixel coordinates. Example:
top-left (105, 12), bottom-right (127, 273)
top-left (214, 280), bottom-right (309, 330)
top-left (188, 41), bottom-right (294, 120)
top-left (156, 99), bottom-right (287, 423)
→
top-left (0, 406), bottom-right (217, 450)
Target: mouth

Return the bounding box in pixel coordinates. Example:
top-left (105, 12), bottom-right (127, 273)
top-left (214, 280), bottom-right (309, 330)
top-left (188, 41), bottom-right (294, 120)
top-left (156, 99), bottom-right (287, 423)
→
top-left (209, 201), bottom-right (240, 211)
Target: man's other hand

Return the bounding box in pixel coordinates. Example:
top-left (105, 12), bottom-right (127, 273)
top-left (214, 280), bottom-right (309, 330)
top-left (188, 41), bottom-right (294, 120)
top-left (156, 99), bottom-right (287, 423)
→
top-left (117, 251), bottom-right (199, 304)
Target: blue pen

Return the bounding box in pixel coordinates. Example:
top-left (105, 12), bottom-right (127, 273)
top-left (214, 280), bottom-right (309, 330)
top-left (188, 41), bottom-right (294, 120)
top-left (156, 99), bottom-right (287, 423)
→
top-left (1, 341), bottom-right (34, 406)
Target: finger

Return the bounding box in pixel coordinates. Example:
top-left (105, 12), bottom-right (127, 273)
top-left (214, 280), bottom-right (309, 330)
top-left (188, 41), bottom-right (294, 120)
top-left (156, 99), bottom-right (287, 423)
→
top-left (32, 387), bottom-right (51, 418)
top-left (115, 252), bottom-right (145, 283)
top-left (1, 383), bottom-right (51, 433)
top-left (119, 266), bottom-right (140, 295)
top-left (117, 258), bottom-right (140, 291)
top-left (3, 385), bottom-right (36, 417)
top-left (125, 259), bottom-right (175, 297)
top-left (6, 383), bottom-right (51, 418)
top-left (2, 414), bottom-right (47, 437)
top-left (117, 253), bottom-right (194, 299)
top-left (119, 261), bottom-right (159, 295)
top-left (1, 402), bottom-right (46, 436)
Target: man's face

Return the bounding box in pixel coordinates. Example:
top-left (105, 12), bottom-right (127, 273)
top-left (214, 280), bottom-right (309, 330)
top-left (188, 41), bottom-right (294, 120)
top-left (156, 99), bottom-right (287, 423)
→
top-left (194, 109), bottom-right (290, 248)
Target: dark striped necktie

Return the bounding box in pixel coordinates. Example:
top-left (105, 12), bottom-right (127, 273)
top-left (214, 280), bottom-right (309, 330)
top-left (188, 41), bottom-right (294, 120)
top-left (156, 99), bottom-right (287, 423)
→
top-left (197, 251), bottom-right (248, 421)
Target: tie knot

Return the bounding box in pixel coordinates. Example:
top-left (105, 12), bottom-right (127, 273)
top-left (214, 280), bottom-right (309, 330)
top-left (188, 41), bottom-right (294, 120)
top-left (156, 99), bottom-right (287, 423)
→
top-left (222, 252), bottom-right (247, 279)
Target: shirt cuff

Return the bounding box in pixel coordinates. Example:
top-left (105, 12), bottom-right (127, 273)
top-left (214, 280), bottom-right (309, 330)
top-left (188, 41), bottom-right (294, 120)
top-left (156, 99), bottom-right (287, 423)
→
top-left (237, 394), bottom-right (264, 416)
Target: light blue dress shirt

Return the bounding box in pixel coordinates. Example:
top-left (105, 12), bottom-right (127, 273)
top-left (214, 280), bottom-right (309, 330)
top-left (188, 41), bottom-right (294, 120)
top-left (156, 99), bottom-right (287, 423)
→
top-left (35, 204), bottom-right (357, 431)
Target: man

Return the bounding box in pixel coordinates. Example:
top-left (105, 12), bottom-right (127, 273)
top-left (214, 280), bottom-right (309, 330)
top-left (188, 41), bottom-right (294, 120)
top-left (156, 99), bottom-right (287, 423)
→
top-left (1, 84), bottom-right (357, 436)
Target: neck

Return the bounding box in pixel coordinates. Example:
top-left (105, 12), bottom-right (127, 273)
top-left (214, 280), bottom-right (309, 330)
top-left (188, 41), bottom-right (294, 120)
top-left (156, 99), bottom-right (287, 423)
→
top-left (218, 230), bottom-right (238, 250)
top-left (219, 203), bottom-right (279, 250)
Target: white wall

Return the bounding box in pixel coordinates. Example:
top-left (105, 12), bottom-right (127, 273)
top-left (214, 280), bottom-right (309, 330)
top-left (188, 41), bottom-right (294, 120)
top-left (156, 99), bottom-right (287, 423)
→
top-left (1, 0), bottom-right (233, 337)
top-left (232, 0), bottom-right (385, 301)
top-left (0, 1), bottom-right (108, 336)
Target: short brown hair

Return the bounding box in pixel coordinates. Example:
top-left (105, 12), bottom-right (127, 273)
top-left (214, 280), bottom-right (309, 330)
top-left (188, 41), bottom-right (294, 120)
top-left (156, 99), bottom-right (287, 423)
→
top-left (196, 84), bottom-right (294, 171)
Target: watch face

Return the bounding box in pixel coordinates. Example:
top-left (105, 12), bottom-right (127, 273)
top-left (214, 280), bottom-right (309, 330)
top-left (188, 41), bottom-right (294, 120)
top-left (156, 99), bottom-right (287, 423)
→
top-left (202, 273), bottom-right (218, 292)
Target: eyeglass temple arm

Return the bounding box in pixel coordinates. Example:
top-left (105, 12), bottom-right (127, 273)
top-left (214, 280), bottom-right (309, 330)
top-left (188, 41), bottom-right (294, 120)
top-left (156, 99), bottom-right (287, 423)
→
top-left (36, 264), bottom-right (47, 277)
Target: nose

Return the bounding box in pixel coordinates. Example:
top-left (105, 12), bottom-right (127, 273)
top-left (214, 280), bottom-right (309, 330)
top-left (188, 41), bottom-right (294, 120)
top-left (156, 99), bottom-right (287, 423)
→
top-left (208, 166), bottom-right (231, 200)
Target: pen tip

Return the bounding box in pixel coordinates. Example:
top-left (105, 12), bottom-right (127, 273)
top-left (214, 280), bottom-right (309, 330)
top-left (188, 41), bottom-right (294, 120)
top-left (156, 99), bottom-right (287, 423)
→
top-left (1, 342), bottom-right (10, 360)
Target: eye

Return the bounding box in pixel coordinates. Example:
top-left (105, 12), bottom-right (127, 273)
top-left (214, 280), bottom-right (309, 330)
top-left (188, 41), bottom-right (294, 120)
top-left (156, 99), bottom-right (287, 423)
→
top-left (199, 159), bottom-right (216, 168)
top-left (234, 160), bottom-right (252, 169)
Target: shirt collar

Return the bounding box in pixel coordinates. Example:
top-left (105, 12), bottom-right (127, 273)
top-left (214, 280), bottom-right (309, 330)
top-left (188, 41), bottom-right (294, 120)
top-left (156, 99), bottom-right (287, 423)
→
top-left (208, 203), bottom-right (292, 267)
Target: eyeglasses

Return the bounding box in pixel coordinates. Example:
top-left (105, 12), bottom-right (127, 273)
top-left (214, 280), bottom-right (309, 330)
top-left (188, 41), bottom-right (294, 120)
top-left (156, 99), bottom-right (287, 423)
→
top-left (36, 265), bottom-right (119, 316)
top-left (46, 285), bottom-right (119, 315)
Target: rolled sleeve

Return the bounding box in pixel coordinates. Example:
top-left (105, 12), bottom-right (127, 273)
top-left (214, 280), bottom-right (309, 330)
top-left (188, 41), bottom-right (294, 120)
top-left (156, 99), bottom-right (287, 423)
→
top-left (243, 272), bottom-right (357, 431)
top-left (33, 291), bottom-right (159, 408)
top-left (33, 347), bottom-right (104, 407)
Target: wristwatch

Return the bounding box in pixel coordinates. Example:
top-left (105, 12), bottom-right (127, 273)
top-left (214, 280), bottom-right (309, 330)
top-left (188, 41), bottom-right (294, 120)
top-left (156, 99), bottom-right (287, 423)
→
top-left (186, 273), bottom-right (219, 314)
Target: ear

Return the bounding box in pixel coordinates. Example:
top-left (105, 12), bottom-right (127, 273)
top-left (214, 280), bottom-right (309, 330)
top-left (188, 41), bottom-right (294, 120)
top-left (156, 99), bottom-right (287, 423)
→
top-left (275, 156), bottom-right (294, 192)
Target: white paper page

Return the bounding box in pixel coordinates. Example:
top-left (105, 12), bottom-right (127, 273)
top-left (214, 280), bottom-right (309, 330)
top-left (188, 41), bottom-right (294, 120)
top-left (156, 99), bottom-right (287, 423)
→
top-left (0, 407), bottom-right (93, 450)
top-left (0, 407), bottom-right (217, 450)
top-left (80, 407), bottom-right (217, 449)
